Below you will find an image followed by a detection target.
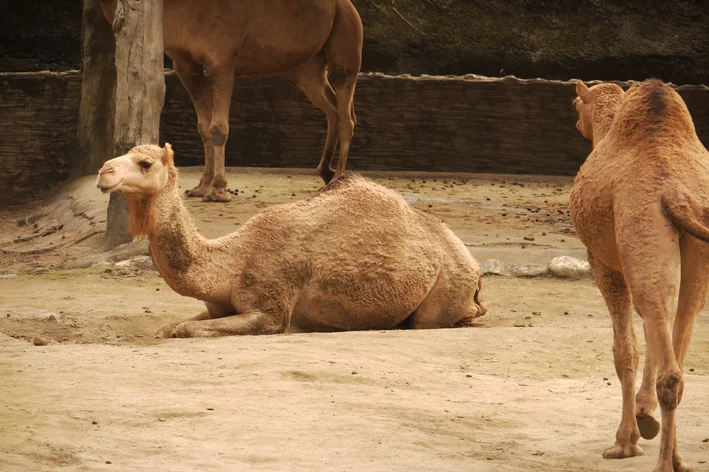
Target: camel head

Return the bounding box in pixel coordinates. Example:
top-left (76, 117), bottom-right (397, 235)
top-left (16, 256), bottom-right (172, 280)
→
top-left (573, 81), bottom-right (625, 146)
top-left (96, 144), bottom-right (177, 197)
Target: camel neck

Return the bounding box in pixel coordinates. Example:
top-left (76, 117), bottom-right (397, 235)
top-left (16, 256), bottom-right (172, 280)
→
top-left (145, 184), bottom-right (220, 301)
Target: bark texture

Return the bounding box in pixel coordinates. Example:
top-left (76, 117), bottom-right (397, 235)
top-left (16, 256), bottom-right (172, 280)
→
top-left (76, 0), bottom-right (116, 177)
top-left (106, 0), bottom-right (165, 246)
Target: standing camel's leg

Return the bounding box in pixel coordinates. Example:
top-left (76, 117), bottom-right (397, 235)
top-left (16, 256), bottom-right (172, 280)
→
top-left (328, 68), bottom-right (357, 180)
top-left (636, 322), bottom-right (660, 440)
top-left (618, 220), bottom-right (682, 472)
top-left (203, 65), bottom-right (235, 202)
top-left (667, 232), bottom-right (709, 471)
top-left (587, 252), bottom-right (643, 459)
top-left (283, 52), bottom-right (340, 183)
top-left (172, 56), bottom-right (215, 198)
top-left (324, 1), bottom-right (362, 181)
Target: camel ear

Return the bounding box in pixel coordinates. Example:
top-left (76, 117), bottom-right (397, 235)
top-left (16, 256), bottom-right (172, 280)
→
top-left (576, 80), bottom-right (590, 102)
top-left (162, 143), bottom-right (174, 165)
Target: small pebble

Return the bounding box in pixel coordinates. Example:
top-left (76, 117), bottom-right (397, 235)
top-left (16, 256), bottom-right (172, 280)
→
top-left (32, 337), bottom-right (48, 346)
top-left (428, 204), bottom-right (432, 208)
top-left (351, 370), bottom-right (358, 375)
top-left (206, 408), bottom-right (214, 411)
top-left (563, 311), bottom-right (569, 315)
top-left (607, 382), bottom-right (611, 386)
top-left (252, 195), bottom-right (256, 198)
top-left (106, 461), bottom-right (111, 464)
top-left (92, 420), bottom-right (98, 425)
top-left (155, 288), bottom-right (160, 291)
top-left (603, 377), bottom-right (608, 381)
top-left (689, 368), bottom-right (695, 372)
top-left (701, 438), bottom-right (708, 443)
top-left (291, 193), bottom-right (296, 197)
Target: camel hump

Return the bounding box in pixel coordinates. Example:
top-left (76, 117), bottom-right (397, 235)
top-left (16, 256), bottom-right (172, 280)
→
top-left (661, 187), bottom-right (709, 243)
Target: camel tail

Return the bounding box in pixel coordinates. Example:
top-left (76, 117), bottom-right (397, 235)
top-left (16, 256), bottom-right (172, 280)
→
top-left (662, 188), bottom-right (709, 243)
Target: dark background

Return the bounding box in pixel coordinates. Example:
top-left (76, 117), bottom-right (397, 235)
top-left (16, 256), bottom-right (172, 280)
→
top-left (0, 0), bottom-right (707, 83)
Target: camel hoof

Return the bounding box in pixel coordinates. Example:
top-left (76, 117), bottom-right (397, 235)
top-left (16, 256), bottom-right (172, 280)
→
top-left (603, 443), bottom-right (644, 459)
top-left (155, 323), bottom-right (178, 339)
top-left (318, 167), bottom-right (335, 184)
top-left (185, 185), bottom-right (212, 198)
top-left (202, 188), bottom-right (232, 203)
top-left (637, 415), bottom-right (660, 440)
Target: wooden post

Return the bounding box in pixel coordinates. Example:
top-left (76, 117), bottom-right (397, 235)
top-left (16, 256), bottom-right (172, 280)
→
top-left (105, 0), bottom-right (165, 246)
top-left (76, 0), bottom-right (117, 177)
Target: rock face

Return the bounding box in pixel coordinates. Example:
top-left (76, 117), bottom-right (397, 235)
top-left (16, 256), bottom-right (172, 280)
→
top-left (1, 0), bottom-right (707, 84)
top-left (549, 256), bottom-right (591, 279)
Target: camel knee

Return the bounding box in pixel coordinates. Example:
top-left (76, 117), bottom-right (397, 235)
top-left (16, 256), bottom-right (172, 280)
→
top-left (209, 122), bottom-right (229, 147)
top-left (338, 119), bottom-right (354, 141)
top-left (656, 371), bottom-right (684, 410)
top-left (197, 121), bottom-right (211, 143)
top-left (328, 63), bottom-right (354, 87)
top-left (612, 340), bottom-right (639, 376)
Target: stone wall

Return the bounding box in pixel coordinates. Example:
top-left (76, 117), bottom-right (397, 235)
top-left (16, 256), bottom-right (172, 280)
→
top-left (0, 0), bottom-right (707, 84)
top-left (1, 71), bottom-right (708, 204)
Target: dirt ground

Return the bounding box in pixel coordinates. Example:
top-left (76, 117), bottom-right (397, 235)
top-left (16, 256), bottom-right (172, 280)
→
top-left (1, 169), bottom-right (708, 471)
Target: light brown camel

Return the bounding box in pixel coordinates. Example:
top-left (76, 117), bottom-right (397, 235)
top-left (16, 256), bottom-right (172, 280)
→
top-left (571, 79), bottom-right (709, 472)
top-left (99, 0), bottom-right (363, 202)
top-left (95, 143), bottom-right (487, 337)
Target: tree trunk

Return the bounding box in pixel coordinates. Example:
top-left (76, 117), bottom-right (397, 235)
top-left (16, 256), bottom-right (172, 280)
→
top-left (105, 0), bottom-right (165, 246)
top-left (76, 0), bottom-right (116, 177)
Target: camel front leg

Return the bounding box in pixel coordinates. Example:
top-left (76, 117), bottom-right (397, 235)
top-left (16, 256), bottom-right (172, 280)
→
top-left (155, 309), bottom-right (212, 338)
top-left (203, 65), bottom-right (235, 203)
top-left (172, 55), bottom-right (215, 198)
top-left (587, 252), bottom-right (644, 459)
top-left (166, 310), bottom-right (287, 338)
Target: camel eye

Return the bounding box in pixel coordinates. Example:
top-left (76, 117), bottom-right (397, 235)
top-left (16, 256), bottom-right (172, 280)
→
top-left (139, 160), bottom-right (153, 170)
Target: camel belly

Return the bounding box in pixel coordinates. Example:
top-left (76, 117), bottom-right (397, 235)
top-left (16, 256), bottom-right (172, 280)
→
top-left (569, 176), bottom-right (622, 270)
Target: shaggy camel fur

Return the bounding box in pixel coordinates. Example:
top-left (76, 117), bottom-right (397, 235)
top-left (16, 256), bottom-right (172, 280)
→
top-left (571, 79), bottom-right (709, 472)
top-left (96, 144), bottom-right (487, 337)
top-left (100, 0), bottom-right (363, 202)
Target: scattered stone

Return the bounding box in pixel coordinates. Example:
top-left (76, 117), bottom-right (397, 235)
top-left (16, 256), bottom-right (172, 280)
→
top-left (689, 368), bottom-right (695, 372)
top-left (92, 420), bottom-right (98, 425)
top-left (206, 408), bottom-right (214, 411)
top-left (351, 370), bottom-right (358, 375)
top-left (480, 259), bottom-right (506, 276)
top-left (47, 314), bottom-right (57, 322)
top-left (549, 256), bottom-right (591, 279)
top-left (523, 236), bottom-right (535, 241)
top-left (32, 337), bottom-right (49, 346)
top-left (0, 274), bottom-right (18, 279)
top-left (115, 255), bottom-right (155, 271)
top-left (702, 438), bottom-right (708, 443)
top-left (90, 260), bottom-right (114, 268)
top-left (510, 263), bottom-right (549, 278)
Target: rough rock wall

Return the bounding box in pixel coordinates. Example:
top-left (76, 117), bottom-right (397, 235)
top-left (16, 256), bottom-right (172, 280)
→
top-left (0, 0), bottom-right (707, 84)
top-left (2, 71), bottom-right (707, 204)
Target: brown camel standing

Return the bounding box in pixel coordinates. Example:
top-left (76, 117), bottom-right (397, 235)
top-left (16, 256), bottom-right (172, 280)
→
top-left (571, 79), bottom-right (709, 472)
top-left (95, 143), bottom-right (488, 337)
top-left (99, 0), bottom-right (363, 202)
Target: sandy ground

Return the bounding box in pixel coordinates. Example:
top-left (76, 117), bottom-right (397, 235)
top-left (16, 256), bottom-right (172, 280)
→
top-left (1, 169), bottom-right (708, 471)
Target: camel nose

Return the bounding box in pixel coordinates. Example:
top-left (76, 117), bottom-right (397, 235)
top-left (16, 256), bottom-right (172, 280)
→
top-left (98, 165), bottom-right (115, 175)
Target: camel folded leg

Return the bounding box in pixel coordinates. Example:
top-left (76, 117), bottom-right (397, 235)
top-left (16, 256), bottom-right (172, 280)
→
top-left (159, 310), bottom-right (287, 338)
top-left (588, 252), bottom-right (644, 459)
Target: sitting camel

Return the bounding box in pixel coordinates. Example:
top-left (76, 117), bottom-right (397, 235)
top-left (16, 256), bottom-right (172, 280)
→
top-left (95, 144), bottom-right (487, 337)
top-left (100, 0), bottom-right (363, 202)
top-left (571, 79), bottom-right (709, 472)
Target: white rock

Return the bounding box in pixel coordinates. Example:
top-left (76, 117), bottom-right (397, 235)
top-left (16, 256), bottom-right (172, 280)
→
top-left (480, 259), bottom-right (506, 276)
top-left (115, 255), bottom-right (155, 270)
top-left (510, 263), bottom-right (549, 278)
top-left (549, 256), bottom-right (591, 279)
